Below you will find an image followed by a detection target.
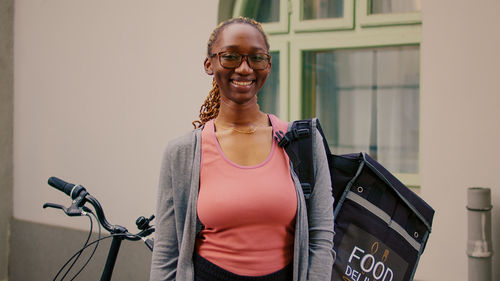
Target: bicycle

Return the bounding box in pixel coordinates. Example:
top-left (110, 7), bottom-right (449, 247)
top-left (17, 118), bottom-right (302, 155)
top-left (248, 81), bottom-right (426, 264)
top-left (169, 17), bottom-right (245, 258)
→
top-left (43, 176), bottom-right (155, 281)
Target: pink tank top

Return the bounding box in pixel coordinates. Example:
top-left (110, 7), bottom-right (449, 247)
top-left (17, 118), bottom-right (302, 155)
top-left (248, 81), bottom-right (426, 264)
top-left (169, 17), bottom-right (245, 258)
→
top-left (196, 114), bottom-right (297, 276)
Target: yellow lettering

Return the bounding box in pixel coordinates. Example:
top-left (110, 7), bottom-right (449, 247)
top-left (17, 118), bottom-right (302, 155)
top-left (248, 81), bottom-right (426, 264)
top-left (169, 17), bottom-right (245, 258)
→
top-left (382, 249), bottom-right (390, 263)
top-left (371, 242), bottom-right (379, 254)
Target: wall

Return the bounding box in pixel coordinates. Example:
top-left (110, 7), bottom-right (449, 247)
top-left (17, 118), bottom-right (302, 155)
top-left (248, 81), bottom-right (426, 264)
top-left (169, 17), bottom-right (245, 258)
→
top-left (0, 0), bottom-right (13, 280)
top-left (13, 0), bottom-right (217, 232)
top-left (418, 0), bottom-right (500, 280)
top-left (10, 219), bottom-right (151, 281)
top-left (12, 0), bottom-right (217, 279)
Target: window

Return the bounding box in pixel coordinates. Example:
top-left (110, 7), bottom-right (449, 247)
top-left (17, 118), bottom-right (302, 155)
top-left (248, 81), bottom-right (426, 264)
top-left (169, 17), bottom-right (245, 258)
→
top-left (302, 0), bottom-right (344, 19)
top-left (302, 46), bottom-right (420, 174)
top-left (238, 0), bottom-right (280, 23)
top-left (231, 0), bottom-right (421, 186)
top-left (258, 51), bottom-right (280, 114)
top-left (234, 0), bottom-right (289, 33)
top-left (370, 0), bottom-right (421, 14)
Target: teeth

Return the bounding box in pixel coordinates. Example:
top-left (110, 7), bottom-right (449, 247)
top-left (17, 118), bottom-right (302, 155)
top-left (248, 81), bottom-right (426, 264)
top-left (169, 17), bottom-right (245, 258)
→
top-left (232, 80), bottom-right (252, 86)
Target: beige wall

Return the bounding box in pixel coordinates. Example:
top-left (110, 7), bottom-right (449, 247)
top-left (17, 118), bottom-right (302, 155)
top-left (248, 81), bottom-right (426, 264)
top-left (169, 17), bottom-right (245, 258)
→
top-left (1, 0), bottom-right (13, 279)
top-left (14, 0), bottom-right (217, 232)
top-left (12, 0), bottom-right (500, 280)
top-left (418, 0), bottom-right (500, 280)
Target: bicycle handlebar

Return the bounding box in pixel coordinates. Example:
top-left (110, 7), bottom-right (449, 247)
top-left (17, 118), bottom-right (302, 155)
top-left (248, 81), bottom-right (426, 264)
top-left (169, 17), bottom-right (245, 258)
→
top-left (44, 177), bottom-right (154, 240)
top-left (44, 176), bottom-right (155, 280)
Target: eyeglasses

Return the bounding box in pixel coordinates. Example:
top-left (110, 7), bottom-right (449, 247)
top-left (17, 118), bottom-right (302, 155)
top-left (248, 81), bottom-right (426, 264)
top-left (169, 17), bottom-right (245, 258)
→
top-left (210, 52), bottom-right (271, 70)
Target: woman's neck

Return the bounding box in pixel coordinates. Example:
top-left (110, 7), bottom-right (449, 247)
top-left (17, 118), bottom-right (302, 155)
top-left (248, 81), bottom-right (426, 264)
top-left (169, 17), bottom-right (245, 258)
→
top-left (215, 98), bottom-right (268, 127)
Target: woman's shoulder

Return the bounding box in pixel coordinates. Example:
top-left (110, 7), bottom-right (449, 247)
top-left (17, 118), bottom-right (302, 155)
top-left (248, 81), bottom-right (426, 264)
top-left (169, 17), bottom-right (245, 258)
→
top-left (268, 114), bottom-right (289, 132)
top-left (163, 127), bottom-right (202, 158)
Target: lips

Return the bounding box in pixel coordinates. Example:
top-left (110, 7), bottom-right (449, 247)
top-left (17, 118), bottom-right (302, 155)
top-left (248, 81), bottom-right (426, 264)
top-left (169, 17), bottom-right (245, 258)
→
top-left (231, 80), bottom-right (254, 86)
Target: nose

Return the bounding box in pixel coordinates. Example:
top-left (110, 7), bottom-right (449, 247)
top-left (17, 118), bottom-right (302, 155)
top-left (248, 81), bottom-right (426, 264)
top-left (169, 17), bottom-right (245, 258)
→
top-left (235, 56), bottom-right (253, 74)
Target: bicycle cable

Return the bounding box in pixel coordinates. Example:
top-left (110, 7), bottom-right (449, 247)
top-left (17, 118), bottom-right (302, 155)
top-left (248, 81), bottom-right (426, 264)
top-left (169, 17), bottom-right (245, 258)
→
top-left (52, 213), bottom-right (93, 281)
top-left (52, 230), bottom-right (146, 280)
top-left (52, 209), bottom-right (102, 281)
top-left (69, 211), bottom-right (101, 281)
top-left (56, 232), bottom-right (148, 263)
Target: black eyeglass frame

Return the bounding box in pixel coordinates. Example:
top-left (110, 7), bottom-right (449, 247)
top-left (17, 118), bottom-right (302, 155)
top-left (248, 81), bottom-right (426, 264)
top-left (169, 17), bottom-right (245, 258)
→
top-left (209, 52), bottom-right (271, 70)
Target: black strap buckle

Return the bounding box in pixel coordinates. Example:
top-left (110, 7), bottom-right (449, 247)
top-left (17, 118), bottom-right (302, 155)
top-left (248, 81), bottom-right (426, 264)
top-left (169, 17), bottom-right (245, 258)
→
top-left (275, 130), bottom-right (291, 148)
top-left (275, 128), bottom-right (311, 148)
top-left (294, 128), bottom-right (310, 138)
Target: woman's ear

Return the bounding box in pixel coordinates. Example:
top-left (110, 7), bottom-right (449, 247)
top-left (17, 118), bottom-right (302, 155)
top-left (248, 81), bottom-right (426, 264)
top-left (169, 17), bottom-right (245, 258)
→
top-left (204, 58), bottom-right (213, 75)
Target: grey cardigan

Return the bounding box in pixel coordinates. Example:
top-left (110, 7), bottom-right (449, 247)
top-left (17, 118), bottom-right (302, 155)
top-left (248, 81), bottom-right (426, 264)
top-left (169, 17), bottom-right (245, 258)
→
top-left (150, 121), bottom-right (335, 281)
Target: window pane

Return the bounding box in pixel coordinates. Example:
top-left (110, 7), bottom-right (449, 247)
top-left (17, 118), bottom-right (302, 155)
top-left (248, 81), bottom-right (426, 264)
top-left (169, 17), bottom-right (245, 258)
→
top-left (302, 46), bottom-right (420, 174)
top-left (258, 51), bottom-right (279, 115)
top-left (370, 0), bottom-right (421, 14)
top-left (241, 0), bottom-right (280, 23)
top-left (303, 0), bottom-right (343, 20)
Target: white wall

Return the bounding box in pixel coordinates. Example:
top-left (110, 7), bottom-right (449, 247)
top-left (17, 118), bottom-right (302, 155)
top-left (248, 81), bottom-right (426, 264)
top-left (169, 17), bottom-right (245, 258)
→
top-left (14, 0), bottom-right (218, 232)
top-left (419, 0), bottom-right (500, 280)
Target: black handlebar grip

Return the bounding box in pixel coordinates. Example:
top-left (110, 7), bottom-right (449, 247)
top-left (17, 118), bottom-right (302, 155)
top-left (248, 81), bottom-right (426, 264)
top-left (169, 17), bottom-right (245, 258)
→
top-left (48, 177), bottom-right (87, 199)
top-left (48, 177), bottom-right (75, 196)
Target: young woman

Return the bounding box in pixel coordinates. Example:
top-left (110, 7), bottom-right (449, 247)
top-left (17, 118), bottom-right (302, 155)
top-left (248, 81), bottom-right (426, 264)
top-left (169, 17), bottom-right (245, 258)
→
top-left (150, 17), bottom-right (335, 281)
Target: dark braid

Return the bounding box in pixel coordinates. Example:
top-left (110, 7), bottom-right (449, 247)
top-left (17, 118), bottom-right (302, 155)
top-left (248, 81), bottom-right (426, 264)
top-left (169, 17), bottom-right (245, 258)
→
top-left (192, 17), bottom-right (270, 129)
top-left (192, 79), bottom-right (220, 128)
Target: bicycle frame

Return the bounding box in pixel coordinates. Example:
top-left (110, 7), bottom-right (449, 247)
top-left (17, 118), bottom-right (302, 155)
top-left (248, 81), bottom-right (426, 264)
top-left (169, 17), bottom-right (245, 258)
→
top-left (101, 236), bottom-right (123, 281)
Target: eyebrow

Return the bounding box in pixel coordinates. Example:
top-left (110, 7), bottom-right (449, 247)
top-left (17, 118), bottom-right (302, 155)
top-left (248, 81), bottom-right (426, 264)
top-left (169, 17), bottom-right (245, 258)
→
top-left (220, 45), bottom-right (267, 52)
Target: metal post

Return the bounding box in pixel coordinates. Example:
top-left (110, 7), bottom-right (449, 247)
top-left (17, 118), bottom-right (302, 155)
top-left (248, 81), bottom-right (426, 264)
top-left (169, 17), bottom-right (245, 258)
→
top-left (467, 187), bottom-right (493, 281)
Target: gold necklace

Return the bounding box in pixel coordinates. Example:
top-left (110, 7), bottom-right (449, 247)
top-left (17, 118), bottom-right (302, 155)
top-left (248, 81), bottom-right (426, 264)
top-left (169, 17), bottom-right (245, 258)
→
top-left (231, 126), bottom-right (257, 134)
top-left (214, 122), bottom-right (258, 134)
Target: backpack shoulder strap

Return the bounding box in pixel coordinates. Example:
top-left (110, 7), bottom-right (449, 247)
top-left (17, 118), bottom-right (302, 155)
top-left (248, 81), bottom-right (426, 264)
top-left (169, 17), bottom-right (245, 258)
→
top-left (312, 118), bottom-right (331, 155)
top-left (275, 119), bottom-right (315, 201)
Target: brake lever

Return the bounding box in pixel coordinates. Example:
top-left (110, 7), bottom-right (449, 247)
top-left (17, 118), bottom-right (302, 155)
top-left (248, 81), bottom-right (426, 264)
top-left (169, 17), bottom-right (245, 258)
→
top-left (43, 202), bottom-right (66, 211)
top-left (43, 202), bottom-right (87, 217)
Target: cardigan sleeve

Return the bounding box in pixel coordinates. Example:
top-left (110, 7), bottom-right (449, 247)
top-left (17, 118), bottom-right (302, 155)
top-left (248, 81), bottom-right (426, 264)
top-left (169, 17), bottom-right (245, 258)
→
top-left (150, 145), bottom-right (179, 281)
top-left (306, 127), bottom-right (336, 281)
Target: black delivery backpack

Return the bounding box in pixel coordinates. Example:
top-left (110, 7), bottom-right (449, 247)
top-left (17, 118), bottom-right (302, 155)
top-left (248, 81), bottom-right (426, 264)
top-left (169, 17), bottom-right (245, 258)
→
top-left (275, 118), bottom-right (434, 281)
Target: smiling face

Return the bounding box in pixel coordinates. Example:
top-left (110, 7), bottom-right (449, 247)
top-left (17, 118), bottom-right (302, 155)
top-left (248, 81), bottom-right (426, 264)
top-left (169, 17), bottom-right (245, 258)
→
top-left (204, 23), bottom-right (271, 105)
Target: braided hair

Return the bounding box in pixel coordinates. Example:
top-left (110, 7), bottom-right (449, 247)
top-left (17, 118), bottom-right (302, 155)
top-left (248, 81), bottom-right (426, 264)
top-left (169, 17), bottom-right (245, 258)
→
top-left (192, 17), bottom-right (270, 128)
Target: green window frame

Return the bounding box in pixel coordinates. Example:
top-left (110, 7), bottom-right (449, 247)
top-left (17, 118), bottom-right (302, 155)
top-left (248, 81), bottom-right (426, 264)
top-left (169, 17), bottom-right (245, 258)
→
top-left (230, 0), bottom-right (421, 187)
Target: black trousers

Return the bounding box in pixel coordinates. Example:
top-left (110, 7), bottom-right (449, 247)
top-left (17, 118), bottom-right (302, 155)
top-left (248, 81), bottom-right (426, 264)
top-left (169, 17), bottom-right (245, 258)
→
top-left (193, 254), bottom-right (293, 281)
